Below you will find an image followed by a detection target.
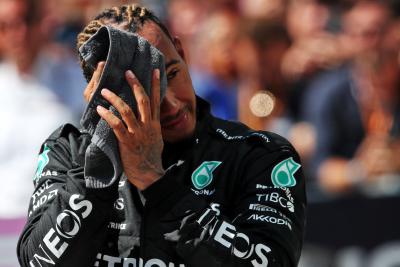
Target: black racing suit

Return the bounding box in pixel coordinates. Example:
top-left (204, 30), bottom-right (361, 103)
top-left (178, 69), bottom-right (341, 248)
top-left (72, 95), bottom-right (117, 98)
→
top-left (17, 97), bottom-right (306, 267)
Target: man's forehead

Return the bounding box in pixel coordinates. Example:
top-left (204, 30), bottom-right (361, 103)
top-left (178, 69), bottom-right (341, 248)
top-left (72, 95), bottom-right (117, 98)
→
top-left (137, 22), bottom-right (165, 47)
top-left (136, 21), bottom-right (178, 64)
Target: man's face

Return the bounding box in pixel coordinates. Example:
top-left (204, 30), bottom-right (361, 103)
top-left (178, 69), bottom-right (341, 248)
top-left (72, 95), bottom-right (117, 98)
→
top-left (122, 21), bottom-right (197, 143)
top-left (343, 3), bottom-right (389, 55)
top-left (0, 0), bottom-right (28, 61)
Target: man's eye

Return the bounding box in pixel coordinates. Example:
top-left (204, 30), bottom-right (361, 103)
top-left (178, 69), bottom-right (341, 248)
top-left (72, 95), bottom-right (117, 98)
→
top-left (167, 69), bottom-right (179, 80)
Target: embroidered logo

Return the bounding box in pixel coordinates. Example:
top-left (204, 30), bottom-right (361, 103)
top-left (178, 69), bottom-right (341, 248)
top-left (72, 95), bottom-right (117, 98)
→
top-left (192, 161), bottom-right (222, 190)
top-left (271, 157), bottom-right (300, 187)
top-left (34, 144), bottom-right (50, 181)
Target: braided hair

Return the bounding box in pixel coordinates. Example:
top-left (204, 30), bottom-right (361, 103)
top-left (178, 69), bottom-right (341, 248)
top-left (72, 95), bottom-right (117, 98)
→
top-left (77, 4), bottom-right (172, 81)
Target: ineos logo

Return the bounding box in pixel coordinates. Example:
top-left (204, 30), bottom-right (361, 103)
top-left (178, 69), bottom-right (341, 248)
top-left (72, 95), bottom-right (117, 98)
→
top-left (53, 194), bottom-right (92, 239)
top-left (30, 194), bottom-right (93, 266)
top-left (212, 221), bottom-right (271, 266)
top-left (56, 210), bottom-right (81, 239)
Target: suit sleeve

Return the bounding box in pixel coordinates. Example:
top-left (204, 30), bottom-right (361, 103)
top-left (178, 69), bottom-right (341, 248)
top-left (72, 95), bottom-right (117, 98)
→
top-left (17, 129), bottom-right (118, 267)
top-left (143, 146), bottom-right (306, 267)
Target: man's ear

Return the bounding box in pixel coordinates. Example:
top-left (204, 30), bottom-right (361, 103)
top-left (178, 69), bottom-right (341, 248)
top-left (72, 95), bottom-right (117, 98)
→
top-left (173, 36), bottom-right (186, 61)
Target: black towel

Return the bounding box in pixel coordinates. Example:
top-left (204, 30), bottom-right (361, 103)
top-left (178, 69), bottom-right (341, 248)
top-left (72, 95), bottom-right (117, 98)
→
top-left (78, 25), bottom-right (167, 188)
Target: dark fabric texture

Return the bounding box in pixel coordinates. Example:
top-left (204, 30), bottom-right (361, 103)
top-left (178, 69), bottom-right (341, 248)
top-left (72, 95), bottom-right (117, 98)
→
top-left (78, 26), bottom-right (167, 189)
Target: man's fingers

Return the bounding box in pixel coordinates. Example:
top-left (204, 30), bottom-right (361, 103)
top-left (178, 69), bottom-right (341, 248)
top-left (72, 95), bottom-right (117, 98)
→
top-left (92, 61), bottom-right (106, 89)
top-left (100, 88), bottom-right (138, 131)
top-left (84, 61), bottom-right (106, 101)
top-left (96, 105), bottom-right (128, 141)
top-left (126, 70), bottom-right (151, 124)
top-left (151, 69), bottom-right (161, 120)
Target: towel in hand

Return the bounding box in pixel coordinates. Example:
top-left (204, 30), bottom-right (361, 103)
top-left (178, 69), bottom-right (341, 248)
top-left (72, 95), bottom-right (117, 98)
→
top-left (78, 25), bottom-right (167, 188)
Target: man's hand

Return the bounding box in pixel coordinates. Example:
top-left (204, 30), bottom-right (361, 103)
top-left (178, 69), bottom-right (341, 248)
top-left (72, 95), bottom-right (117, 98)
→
top-left (96, 69), bottom-right (165, 190)
top-left (356, 136), bottom-right (397, 180)
top-left (84, 61), bottom-right (105, 102)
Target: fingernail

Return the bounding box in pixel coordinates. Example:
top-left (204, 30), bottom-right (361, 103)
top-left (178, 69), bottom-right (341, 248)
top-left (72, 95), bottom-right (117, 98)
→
top-left (97, 105), bottom-right (106, 113)
top-left (155, 69), bottom-right (160, 79)
top-left (126, 70), bottom-right (135, 79)
top-left (101, 88), bottom-right (110, 96)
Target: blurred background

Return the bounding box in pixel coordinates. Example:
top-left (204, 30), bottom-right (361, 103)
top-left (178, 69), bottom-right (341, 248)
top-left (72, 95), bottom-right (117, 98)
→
top-left (0, 0), bottom-right (400, 266)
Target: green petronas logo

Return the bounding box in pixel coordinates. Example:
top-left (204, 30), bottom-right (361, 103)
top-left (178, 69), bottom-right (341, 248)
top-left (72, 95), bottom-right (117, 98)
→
top-left (192, 161), bottom-right (222, 190)
top-left (34, 144), bottom-right (50, 181)
top-left (271, 157), bottom-right (300, 187)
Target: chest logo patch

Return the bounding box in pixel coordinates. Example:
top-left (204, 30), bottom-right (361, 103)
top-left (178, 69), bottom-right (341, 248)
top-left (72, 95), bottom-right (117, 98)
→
top-left (192, 161), bottom-right (222, 190)
top-left (34, 144), bottom-right (50, 181)
top-left (271, 157), bottom-right (300, 187)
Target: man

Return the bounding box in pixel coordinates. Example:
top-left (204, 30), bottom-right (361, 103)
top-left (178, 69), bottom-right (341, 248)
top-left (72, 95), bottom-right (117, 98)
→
top-left (0, 0), bottom-right (72, 218)
top-left (0, 1), bottom-right (72, 265)
top-left (302, 0), bottom-right (400, 194)
top-left (17, 4), bottom-right (306, 267)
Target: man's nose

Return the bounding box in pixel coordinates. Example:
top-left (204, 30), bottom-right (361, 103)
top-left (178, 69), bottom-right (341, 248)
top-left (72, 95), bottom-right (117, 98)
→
top-left (160, 91), bottom-right (178, 114)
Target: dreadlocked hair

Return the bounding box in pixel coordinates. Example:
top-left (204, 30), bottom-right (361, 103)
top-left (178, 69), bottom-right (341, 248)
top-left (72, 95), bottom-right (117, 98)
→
top-left (77, 4), bottom-right (172, 82)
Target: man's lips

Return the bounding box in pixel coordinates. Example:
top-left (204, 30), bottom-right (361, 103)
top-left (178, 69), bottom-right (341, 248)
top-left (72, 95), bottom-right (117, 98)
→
top-left (161, 108), bottom-right (188, 129)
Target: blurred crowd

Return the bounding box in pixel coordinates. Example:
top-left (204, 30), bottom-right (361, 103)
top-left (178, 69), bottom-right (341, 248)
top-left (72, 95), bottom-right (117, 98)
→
top-left (1, 0), bottom-right (400, 222)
